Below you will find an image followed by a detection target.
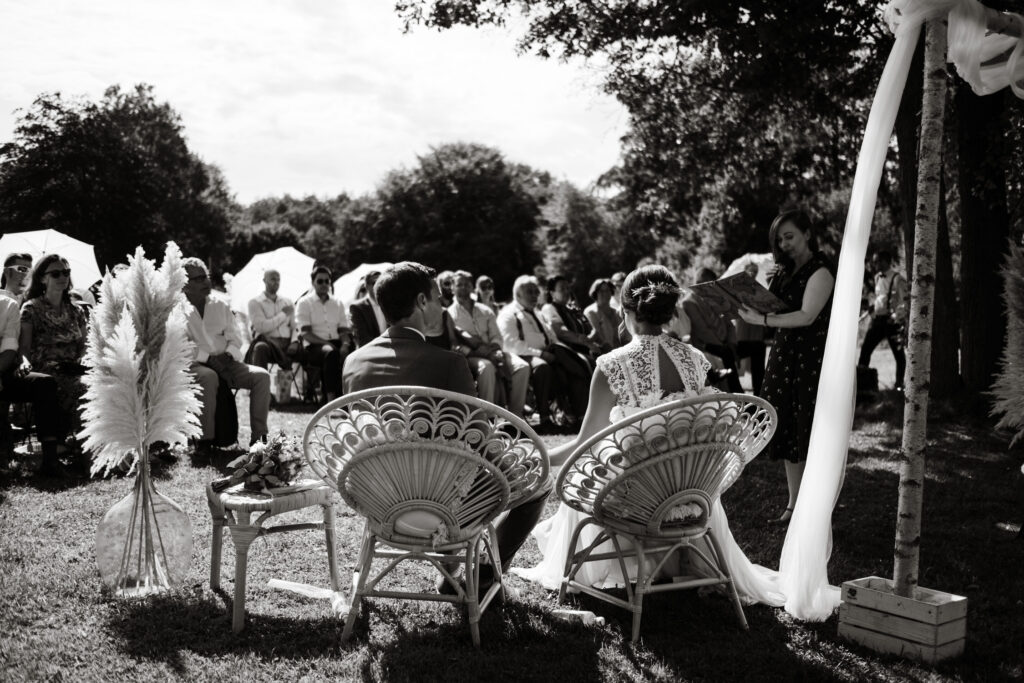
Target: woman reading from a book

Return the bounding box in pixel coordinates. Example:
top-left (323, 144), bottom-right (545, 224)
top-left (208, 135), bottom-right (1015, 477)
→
top-left (737, 209), bottom-right (835, 525)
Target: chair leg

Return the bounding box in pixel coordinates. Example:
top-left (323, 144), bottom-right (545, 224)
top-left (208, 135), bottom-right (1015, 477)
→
top-left (465, 540), bottom-right (481, 649)
top-left (631, 540), bottom-right (646, 643)
top-left (705, 530), bottom-right (748, 630)
top-left (342, 529), bottom-right (374, 644)
top-left (227, 519), bottom-right (260, 634)
top-left (559, 519), bottom-right (589, 603)
top-left (323, 503), bottom-right (340, 591)
top-left (210, 515), bottom-right (225, 590)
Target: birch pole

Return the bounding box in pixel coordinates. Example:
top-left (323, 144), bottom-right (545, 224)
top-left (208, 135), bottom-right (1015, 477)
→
top-left (894, 18), bottom-right (947, 598)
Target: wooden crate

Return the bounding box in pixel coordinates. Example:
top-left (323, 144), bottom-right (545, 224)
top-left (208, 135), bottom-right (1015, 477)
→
top-left (838, 576), bottom-right (967, 664)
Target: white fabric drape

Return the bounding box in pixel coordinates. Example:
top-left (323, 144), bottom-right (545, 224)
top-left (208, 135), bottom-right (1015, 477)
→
top-left (778, 0), bottom-right (1022, 621)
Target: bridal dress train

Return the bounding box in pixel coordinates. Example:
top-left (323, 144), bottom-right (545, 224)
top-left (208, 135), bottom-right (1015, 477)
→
top-left (512, 333), bottom-right (786, 607)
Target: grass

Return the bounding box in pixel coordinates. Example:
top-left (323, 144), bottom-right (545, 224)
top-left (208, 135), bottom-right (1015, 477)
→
top-left (2, 362), bottom-right (1022, 682)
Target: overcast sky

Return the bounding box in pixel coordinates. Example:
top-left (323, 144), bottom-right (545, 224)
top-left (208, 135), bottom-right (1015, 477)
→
top-left (0, 0), bottom-right (627, 204)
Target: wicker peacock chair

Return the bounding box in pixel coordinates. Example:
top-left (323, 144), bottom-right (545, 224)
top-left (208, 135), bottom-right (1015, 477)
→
top-left (304, 386), bottom-right (549, 647)
top-left (556, 392), bottom-right (776, 642)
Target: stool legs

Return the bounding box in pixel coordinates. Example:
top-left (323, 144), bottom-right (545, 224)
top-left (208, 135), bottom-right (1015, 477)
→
top-left (228, 512), bottom-right (260, 633)
top-left (210, 513), bottom-right (225, 590)
top-left (324, 503), bottom-right (340, 591)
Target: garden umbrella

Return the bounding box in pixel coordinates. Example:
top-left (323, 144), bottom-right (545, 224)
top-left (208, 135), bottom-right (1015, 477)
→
top-left (334, 262), bottom-right (392, 309)
top-left (721, 252), bottom-right (774, 287)
top-left (227, 246), bottom-right (315, 313)
top-left (0, 229), bottom-right (104, 288)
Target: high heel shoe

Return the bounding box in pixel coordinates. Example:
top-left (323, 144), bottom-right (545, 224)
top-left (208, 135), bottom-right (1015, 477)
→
top-left (770, 507), bottom-right (794, 525)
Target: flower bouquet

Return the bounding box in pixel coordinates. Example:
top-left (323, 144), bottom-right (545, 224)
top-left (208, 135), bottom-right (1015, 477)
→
top-left (211, 431), bottom-right (305, 493)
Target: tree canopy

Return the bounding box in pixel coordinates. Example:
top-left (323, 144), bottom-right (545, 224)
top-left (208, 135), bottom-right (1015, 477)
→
top-left (0, 84), bottom-right (231, 273)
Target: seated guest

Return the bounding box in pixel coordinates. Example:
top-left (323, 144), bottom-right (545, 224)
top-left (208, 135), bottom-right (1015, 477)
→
top-left (541, 275), bottom-right (601, 359)
top-left (182, 257), bottom-right (270, 454)
top-left (19, 254), bottom-right (90, 448)
top-left (497, 275), bottom-right (589, 432)
top-left (475, 275), bottom-right (498, 312)
top-left (342, 261), bottom-right (549, 596)
top-left (0, 283), bottom-right (62, 475)
top-left (295, 265), bottom-right (353, 402)
top-left (437, 270), bottom-right (456, 308)
top-left (584, 278), bottom-right (625, 353)
top-left (246, 268), bottom-right (296, 371)
top-left (448, 270), bottom-right (529, 413)
top-left (1, 253), bottom-right (32, 303)
top-left (682, 268), bottom-right (744, 393)
top-left (349, 269), bottom-right (386, 348)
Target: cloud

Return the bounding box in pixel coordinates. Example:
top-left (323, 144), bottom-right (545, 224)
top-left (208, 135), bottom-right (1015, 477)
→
top-left (0, 0), bottom-right (627, 202)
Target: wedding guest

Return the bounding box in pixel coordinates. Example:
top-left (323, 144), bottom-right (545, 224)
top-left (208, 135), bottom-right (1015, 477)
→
top-left (348, 269), bottom-right (386, 348)
top-left (497, 275), bottom-right (589, 433)
top-left (295, 265), bottom-right (353, 402)
top-left (437, 270), bottom-right (456, 308)
top-left (246, 268), bottom-right (296, 371)
top-left (0, 253), bottom-right (32, 303)
top-left (449, 270), bottom-right (530, 412)
top-left (609, 271), bottom-right (627, 311)
top-left (19, 254), bottom-right (89, 449)
top-left (0, 282), bottom-right (62, 475)
top-left (584, 278), bottom-right (625, 353)
top-left (738, 209), bottom-right (835, 524)
top-left (735, 262), bottom-right (768, 394)
top-left (183, 257), bottom-right (271, 454)
top-left (683, 268), bottom-right (744, 393)
top-left (858, 250), bottom-right (908, 390)
top-left (475, 275), bottom-right (498, 312)
top-left (342, 261), bottom-right (549, 598)
top-left (541, 275), bottom-right (601, 359)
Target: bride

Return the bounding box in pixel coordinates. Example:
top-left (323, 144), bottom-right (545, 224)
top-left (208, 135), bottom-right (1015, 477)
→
top-left (512, 265), bottom-right (785, 606)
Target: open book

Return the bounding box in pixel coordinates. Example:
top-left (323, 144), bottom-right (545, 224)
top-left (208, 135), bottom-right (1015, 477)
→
top-left (688, 271), bottom-right (787, 319)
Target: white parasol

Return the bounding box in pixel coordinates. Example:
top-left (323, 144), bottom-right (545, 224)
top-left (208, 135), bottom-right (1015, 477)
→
top-left (0, 229), bottom-right (104, 287)
top-left (226, 246), bottom-right (316, 312)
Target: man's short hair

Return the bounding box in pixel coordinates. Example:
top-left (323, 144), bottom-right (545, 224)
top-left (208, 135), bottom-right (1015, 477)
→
top-left (310, 265), bottom-right (333, 282)
top-left (3, 253), bottom-right (31, 269)
top-left (375, 261), bottom-right (437, 324)
top-left (182, 257), bottom-right (209, 275)
top-left (453, 270), bottom-right (473, 281)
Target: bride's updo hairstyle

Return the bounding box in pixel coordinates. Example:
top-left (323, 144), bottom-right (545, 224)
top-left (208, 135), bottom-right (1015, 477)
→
top-left (620, 265), bottom-right (681, 326)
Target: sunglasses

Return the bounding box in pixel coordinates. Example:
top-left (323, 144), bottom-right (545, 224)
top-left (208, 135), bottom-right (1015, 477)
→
top-left (480, 283), bottom-right (494, 290)
top-left (5, 265), bottom-right (29, 274)
top-left (187, 273), bottom-right (209, 282)
top-left (314, 279), bottom-right (331, 285)
top-left (45, 269), bottom-right (71, 278)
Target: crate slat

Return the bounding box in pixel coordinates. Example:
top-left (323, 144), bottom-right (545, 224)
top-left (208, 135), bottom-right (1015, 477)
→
top-left (839, 603), bottom-right (966, 646)
top-left (838, 622), bottom-right (965, 664)
top-left (841, 576), bottom-right (967, 624)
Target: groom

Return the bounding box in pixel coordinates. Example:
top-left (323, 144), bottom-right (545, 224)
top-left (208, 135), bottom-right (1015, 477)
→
top-left (342, 261), bottom-right (551, 595)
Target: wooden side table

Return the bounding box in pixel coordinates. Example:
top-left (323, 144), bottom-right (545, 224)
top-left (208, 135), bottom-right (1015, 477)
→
top-left (206, 480), bottom-right (341, 632)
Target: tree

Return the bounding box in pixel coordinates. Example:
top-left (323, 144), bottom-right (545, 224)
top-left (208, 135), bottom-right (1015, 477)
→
top-left (0, 84), bottom-right (231, 272)
top-left (894, 18), bottom-right (945, 598)
top-left (223, 221), bottom-right (304, 275)
top-left (363, 142), bottom-right (546, 295)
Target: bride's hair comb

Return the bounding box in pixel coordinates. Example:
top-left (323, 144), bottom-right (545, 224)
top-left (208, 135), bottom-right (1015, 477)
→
top-left (631, 281), bottom-right (680, 303)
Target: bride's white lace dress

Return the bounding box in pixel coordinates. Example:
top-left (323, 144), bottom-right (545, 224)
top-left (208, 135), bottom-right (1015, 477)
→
top-left (512, 333), bottom-right (785, 606)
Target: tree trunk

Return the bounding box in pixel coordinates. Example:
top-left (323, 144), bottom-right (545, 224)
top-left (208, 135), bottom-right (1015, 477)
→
top-left (894, 19), bottom-right (946, 598)
top-left (957, 85), bottom-right (1009, 406)
top-left (895, 32), bottom-right (959, 398)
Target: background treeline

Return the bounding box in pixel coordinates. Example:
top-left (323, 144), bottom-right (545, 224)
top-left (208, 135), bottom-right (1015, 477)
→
top-left (1, 0), bottom-right (1023, 410)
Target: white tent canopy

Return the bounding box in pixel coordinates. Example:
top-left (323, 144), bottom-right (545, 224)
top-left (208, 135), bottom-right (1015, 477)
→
top-left (0, 229), bottom-right (103, 288)
top-left (334, 262), bottom-right (393, 310)
top-left (721, 252), bottom-right (774, 287)
top-left (226, 246), bottom-right (315, 313)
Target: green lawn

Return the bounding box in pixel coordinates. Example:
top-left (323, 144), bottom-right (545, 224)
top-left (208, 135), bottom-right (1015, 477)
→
top-left (1, 387), bottom-right (1022, 682)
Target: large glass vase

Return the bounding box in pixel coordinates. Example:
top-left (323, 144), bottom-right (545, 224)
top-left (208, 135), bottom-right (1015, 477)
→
top-left (95, 452), bottom-right (193, 596)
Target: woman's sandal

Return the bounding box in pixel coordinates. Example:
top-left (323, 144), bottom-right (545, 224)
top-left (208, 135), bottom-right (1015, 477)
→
top-left (771, 507), bottom-right (794, 525)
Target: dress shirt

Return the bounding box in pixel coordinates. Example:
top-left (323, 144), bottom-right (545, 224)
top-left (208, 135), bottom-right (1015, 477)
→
top-left (248, 291), bottom-right (294, 339)
top-left (296, 292), bottom-right (350, 343)
top-left (497, 302), bottom-right (555, 357)
top-left (186, 297), bottom-right (243, 364)
top-left (0, 288), bottom-right (21, 304)
top-left (872, 268), bottom-right (908, 321)
top-left (449, 299), bottom-right (502, 346)
top-left (0, 295), bottom-right (20, 353)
